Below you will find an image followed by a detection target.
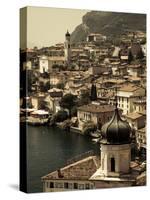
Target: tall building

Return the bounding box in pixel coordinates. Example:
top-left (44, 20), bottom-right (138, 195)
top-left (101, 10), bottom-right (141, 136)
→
top-left (64, 30), bottom-right (71, 66)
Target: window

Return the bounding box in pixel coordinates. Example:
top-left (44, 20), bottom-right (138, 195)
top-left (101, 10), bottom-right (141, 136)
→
top-left (78, 184), bottom-right (84, 190)
top-left (50, 182), bottom-right (54, 188)
top-left (64, 182), bottom-right (68, 189)
top-left (111, 157), bottom-right (115, 172)
top-left (74, 183), bottom-right (78, 189)
top-left (83, 113), bottom-right (85, 118)
top-left (85, 183), bottom-right (90, 189)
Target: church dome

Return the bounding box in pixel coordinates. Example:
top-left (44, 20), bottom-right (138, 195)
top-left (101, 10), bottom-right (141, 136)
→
top-left (101, 108), bottom-right (131, 144)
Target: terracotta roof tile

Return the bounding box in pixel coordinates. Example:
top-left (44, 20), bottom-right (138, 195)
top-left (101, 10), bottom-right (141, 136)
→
top-left (42, 156), bottom-right (99, 180)
top-left (78, 104), bottom-right (115, 113)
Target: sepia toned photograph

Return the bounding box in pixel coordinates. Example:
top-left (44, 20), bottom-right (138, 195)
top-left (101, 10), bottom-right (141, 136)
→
top-left (20, 6), bottom-right (146, 193)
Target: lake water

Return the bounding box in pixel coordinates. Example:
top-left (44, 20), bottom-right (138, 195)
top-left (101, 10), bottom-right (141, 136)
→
top-left (26, 125), bottom-right (99, 193)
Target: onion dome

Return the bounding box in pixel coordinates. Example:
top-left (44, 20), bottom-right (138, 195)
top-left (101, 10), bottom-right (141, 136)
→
top-left (101, 108), bottom-right (131, 144)
top-left (65, 30), bottom-right (70, 37)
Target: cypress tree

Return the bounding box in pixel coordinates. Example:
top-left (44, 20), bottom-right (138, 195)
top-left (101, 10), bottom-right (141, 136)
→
top-left (90, 84), bottom-right (97, 101)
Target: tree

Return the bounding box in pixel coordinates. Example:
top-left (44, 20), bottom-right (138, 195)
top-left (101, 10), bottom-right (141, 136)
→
top-left (137, 50), bottom-right (144, 59)
top-left (52, 64), bottom-right (64, 71)
top-left (82, 121), bottom-right (97, 136)
top-left (140, 37), bottom-right (146, 45)
top-left (78, 90), bottom-right (90, 106)
top-left (70, 106), bottom-right (77, 117)
top-left (41, 72), bottom-right (49, 79)
top-left (61, 119), bottom-right (72, 130)
top-left (33, 46), bottom-right (38, 51)
top-left (90, 84), bottom-right (97, 101)
top-left (25, 70), bottom-right (38, 94)
top-left (128, 50), bottom-right (133, 63)
top-left (56, 83), bottom-right (64, 90)
top-left (45, 81), bottom-right (50, 91)
top-left (54, 110), bottom-right (68, 122)
top-left (60, 94), bottom-right (77, 118)
top-left (39, 81), bottom-right (50, 92)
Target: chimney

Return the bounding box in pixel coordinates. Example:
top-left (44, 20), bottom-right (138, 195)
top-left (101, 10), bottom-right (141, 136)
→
top-left (57, 169), bottom-right (64, 178)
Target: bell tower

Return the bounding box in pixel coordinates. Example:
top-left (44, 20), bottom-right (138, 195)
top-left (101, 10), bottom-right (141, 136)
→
top-left (99, 107), bottom-right (131, 177)
top-left (64, 30), bottom-right (71, 66)
top-left (90, 104), bottom-right (132, 186)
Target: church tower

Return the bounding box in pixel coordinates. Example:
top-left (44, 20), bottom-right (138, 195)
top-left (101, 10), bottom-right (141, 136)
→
top-left (90, 103), bottom-right (133, 187)
top-left (99, 107), bottom-right (131, 177)
top-left (64, 30), bottom-right (71, 66)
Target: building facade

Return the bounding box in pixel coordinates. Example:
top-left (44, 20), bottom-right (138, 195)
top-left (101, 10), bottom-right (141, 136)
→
top-left (117, 84), bottom-right (145, 115)
top-left (39, 56), bottom-right (49, 73)
top-left (77, 103), bottom-right (115, 130)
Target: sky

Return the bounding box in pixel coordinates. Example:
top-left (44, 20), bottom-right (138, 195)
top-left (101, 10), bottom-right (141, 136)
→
top-left (21, 6), bottom-right (88, 49)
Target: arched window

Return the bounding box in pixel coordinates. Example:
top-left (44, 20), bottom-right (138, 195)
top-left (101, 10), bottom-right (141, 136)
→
top-left (111, 157), bottom-right (115, 172)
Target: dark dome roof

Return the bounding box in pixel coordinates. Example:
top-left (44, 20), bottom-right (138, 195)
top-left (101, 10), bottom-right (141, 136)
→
top-left (65, 30), bottom-right (70, 37)
top-left (101, 108), bottom-right (131, 144)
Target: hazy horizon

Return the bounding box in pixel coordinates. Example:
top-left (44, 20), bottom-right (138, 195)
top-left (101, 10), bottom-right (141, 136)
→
top-left (23, 6), bottom-right (88, 49)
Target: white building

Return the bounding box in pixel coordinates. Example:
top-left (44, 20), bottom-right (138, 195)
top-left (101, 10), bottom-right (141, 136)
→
top-left (117, 84), bottom-right (145, 115)
top-left (77, 103), bottom-right (115, 130)
top-left (48, 56), bottom-right (65, 70)
top-left (39, 56), bottom-right (49, 73)
top-left (126, 112), bottom-right (146, 130)
top-left (86, 33), bottom-right (107, 42)
top-left (133, 98), bottom-right (146, 113)
top-left (45, 88), bottom-right (63, 113)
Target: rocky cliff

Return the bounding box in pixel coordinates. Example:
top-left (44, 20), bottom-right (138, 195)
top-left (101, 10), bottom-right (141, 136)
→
top-left (71, 11), bottom-right (146, 43)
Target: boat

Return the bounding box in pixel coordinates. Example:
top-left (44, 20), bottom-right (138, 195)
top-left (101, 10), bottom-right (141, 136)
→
top-left (92, 138), bottom-right (100, 143)
top-left (23, 110), bottom-right (50, 125)
top-left (90, 130), bottom-right (101, 138)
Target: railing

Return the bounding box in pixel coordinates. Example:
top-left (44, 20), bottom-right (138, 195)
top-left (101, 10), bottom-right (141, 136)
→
top-left (66, 150), bottom-right (94, 165)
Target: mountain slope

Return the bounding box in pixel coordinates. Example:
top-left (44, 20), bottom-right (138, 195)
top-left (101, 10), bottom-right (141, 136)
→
top-left (71, 11), bottom-right (146, 43)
